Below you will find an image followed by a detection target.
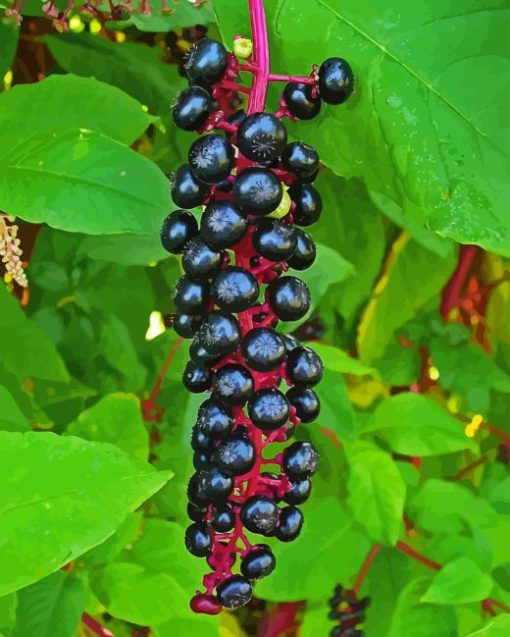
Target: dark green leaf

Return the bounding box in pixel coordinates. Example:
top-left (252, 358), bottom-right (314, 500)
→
top-left (465, 615), bottom-right (510, 636)
top-left (421, 557), bottom-right (493, 604)
top-left (107, 0), bottom-right (214, 32)
top-left (0, 385), bottom-right (29, 432)
top-left (0, 17), bottom-right (19, 79)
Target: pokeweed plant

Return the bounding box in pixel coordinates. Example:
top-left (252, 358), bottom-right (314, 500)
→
top-left (159, 0), bottom-right (354, 613)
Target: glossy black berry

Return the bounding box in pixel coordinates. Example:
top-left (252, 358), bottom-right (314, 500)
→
top-left (173, 312), bottom-right (202, 338)
top-left (198, 466), bottom-right (233, 502)
top-left (171, 164), bottom-right (209, 209)
top-left (281, 141), bottom-right (319, 180)
top-left (183, 360), bottom-right (212, 393)
top-left (287, 386), bottom-right (321, 422)
top-left (182, 237), bottom-right (223, 280)
top-left (172, 86), bottom-right (213, 131)
top-left (160, 210), bottom-right (198, 254)
top-left (197, 398), bottom-right (234, 439)
top-left (185, 38), bottom-right (228, 86)
top-left (191, 426), bottom-right (215, 452)
top-left (248, 388), bottom-right (290, 431)
top-left (283, 478), bottom-right (311, 505)
top-left (215, 434), bottom-right (256, 475)
top-left (211, 504), bottom-right (235, 532)
top-left (287, 346), bottom-right (323, 387)
top-left (252, 218), bottom-right (297, 262)
top-left (281, 333), bottom-right (301, 353)
top-left (236, 112), bottom-right (287, 162)
top-left (217, 575), bottom-right (253, 609)
top-left (188, 501), bottom-right (207, 522)
top-left (234, 168), bottom-right (283, 215)
top-left (189, 134), bottom-right (235, 184)
top-left (275, 506), bottom-right (303, 542)
top-left (174, 276), bottom-right (209, 314)
top-left (288, 229), bottom-right (317, 270)
top-left (211, 266), bottom-right (259, 313)
top-left (193, 450), bottom-right (211, 471)
top-left (201, 201), bottom-right (247, 249)
top-left (266, 276), bottom-right (311, 322)
top-left (185, 522), bottom-right (213, 557)
top-left (242, 327), bottom-right (286, 372)
top-left (241, 546), bottom-right (276, 580)
top-left (282, 441), bottom-right (319, 480)
top-left (212, 364), bottom-right (254, 406)
top-left (189, 338), bottom-right (221, 366)
top-left (289, 182), bottom-right (323, 226)
top-left (240, 495), bottom-right (280, 536)
top-left (187, 472), bottom-right (209, 506)
top-left (318, 57), bottom-right (354, 105)
top-left (196, 311), bottom-right (241, 356)
top-left (283, 82), bottom-right (321, 120)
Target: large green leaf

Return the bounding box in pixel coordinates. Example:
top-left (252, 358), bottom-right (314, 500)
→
top-left (11, 571), bottom-right (85, 637)
top-left (466, 615), bottom-right (510, 637)
top-left (356, 233), bottom-right (456, 363)
top-left (106, 0), bottom-right (215, 32)
top-left (421, 557), bottom-right (493, 604)
top-left (310, 342), bottom-right (375, 376)
top-left (0, 17), bottom-right (18, 79)
top-left (66, 393), bottom-right (149, 460)
top-left (0, 385), bottom-right (28, 432)
top-left (45, 34), bottom-right (185, 110)
top-left (346, 440), bottom-right (406, 544)
top-left (214, 0), bottom-right (510, 255)
top-left (388, 577), bottom-right (457, 637)
top-left (315, 369), bottom-right (357, 439)
top-left (0, 431), bottom-right (171, 595)
top-left (363, 393), bottom-right (477, 456)
top-left (0, 285), bottom-right (70, 383)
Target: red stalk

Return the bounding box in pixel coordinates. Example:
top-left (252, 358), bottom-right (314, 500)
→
top-left (440, 245), bottom-right (479, 319)
top-left (352, 544), bottom-right (381, 595)
top-left (395, 541), bottom-right (442, 571)
top-left (81, 614), bottom-right (115, 637)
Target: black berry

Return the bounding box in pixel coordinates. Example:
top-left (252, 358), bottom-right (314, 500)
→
top-left (287, 347), bottom-right (324, 387)
top-left (287, 386), bottom-right (321, 422)
top-left (196, 311), bottom-right (241, 356)
top-left (173, 312), bottom-right (202, 338)
top-left (160, 209), bottom-right (198, 254)
top-left (266, 276), bottom-right (311, 322)
top-left (171, 164), bottom-right (209, 209)
top-left (217, 575), bottom-right (253, 609)
top-left (252, 218), bottom-right (297, 262)
top-left (172, 86), bottom-right (213, 131)
top-left (248, 388), bottom-right (290, 431)
top-left (242, 327), bottom-right (286, 372)
top-left (241, 546), bottom-right (276, 579)
top-left (318, 57), bottom-right (354, 105)
top-left (198, 466), bottom-right (233, 502)
top-left (288, 229), bottom-right (316, 271)
top-left (183, 361), bottom-right (212, 393)
top-left (188, 501), bottom-right (207, 522)
top-left (283, 478), bottom-right (311, 505)
top-left (240, 495), bottom-right (280, 536)
top-left (185, 522), bottom-right (213, 557)
top-left (281, 141), bottom-right (319, 180)
top-left (215, 434), bottom-right (256, 476)
top-left (236, 112), bottom-right (287, 162)
top-left (289, 182), bottom-right (322, 226)
top-left (174, 276), bottom-right (210, 314)
top-left (201, 201), bottom-right (247, 249)
top-left (283, 82), bottom-right (321, 120)
top-left (212, 364), bottom-right (254, 406)
top-left (189, 134), bottom-right (235, 184)
top-left (211, 504), bottom-right (235, 532)
top-left (234, 168), bottom-right (283, 215)
top-left (275, 506), bottom-right (303, 542)
top-left (211, 266), bottom-right (259, 313)
top-left (282, 441), bottom-right (319, 480)
top-left (197, 398), bottom-right (234, 439)
top-left (185, 38), bottom-right (228, 86)
top-left (182, 237), bottom-right (224, 280)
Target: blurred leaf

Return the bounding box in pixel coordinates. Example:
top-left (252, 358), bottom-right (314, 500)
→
top-left (77, 233), bottom-right (171, 266)
top-left (466, 615), bottom-right (510, 636)
top-left (316, 369), bottom-right (357, 439)
top-left (153, 617), bottom-right (219, 637)
top-left (0, 17), bottom-right (18, 79)
top-left (0, 431), bottom-right (171, 595)
top-left (81, 512), bottom-right (142, 568)
top-left (346, 440), bottom-right (406, 544)
top-left (388, 576), bottom-right (457, 637)
top-left (422, 557), bottom-right (493, 604)
top-left (364, 393), bottom-right (477, 456)
top-left (300, 600), bottom-right (332, 637)
top-left (0, 285), bottom-right (70, 383)
top-left (0, 385), bottom-right (29, 432)
top-left (357, 233), bottom-right (456, 364)
top-left (45, 34), bottom-right (185, 110)
top-left (66, 393), bottom-right (149, 460)
top-left (11, 571), bottom-right (85, 637)
top-left (0, 592), bottom-right (17, 635)
top-left (310, 342), bottom-right (375, 376)
top-left (107, 0), bottom-right (214, 32)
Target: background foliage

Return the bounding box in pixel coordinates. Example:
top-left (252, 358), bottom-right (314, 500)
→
top-left (0, 1), bottom-right (509, 636)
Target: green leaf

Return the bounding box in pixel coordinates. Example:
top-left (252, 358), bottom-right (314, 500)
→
top-left (45, 34), bottom-right (185, 110)
top-left (0, 431), bottom-right (171, 595)
top-left (315, 369), bottom-right (357, 439)
top-left (153, 618), bottom-right (219, 637)
top-left (107, 0), bottom-right (215, 32)
top-left (0, 128), bottom-right (169, 235)
top-left (76, 233), bottom-right (171, 266)
top-left (0, 592), bottom-right (17, 635)
top-left (90, 562), bottom-right (188, 625)
top-left (310, 342), bottom-right (375, 376)
top-left (257, 497), bottom-right (370, 602)
top-left (466, 615), bottom-right (510, 637)
top-left (357, 233), bottom-right (456, 364)
top-left (0, 285), bottom-right (70, 383)
top-left (0, 75), bottom-right (152, 147)
top-left (81, 512), bottom-right (142, 568)
top-left (0, 385), bottom-right (28, 432)
top-left (11, 571), bottom-right (85, 637)
top-left (388, 577), bottom-right (457, 637)
top-left (409, 479), bottom-right (497, 536)
top-left (66, 393), bottom-right (149, 460)
top-left (364, 393), bottom-right (477, 456)
top-left (422, 557), bottom-right (493, 604)
top-left (214, 0), bottom-right (510, 255)
top-left (0, 17), bottom-right (19, 79)
top-left (300, 600), bottom-right (333, 637)
top-left (346, 440), bottom-right (406, 544)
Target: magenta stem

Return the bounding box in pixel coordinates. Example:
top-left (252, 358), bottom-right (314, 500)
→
top-left (247, 0), bottom-right (270, 114)
top-left (269, 73), bottom-right (316, 85)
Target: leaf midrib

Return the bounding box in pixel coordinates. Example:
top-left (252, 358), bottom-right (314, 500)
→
top-left (316, 0), bottom-right (496, 146)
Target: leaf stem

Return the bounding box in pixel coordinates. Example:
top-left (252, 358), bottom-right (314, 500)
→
top-left (440, 245), bottom-right (479, 319)
top-left (395, 541), bottom-right (442, 571)
top-left (81, 613), bottom-right (115, 637)
top-left (352, 544), bottom-right (381, 595)
top-left (141, 337), bottom-right (184, 422)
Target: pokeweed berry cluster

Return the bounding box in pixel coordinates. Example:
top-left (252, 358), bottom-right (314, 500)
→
top-left (159, 1), bottom-right (354, 614)
top-left (328, 586), bottom-right (370, 637)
